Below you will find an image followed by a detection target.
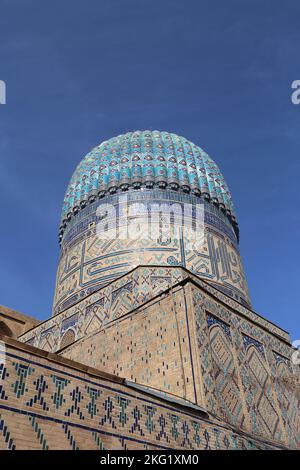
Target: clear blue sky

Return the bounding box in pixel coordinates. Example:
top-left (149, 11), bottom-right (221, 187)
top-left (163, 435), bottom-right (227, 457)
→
top-left (0, 0), bottom-right (299, 339)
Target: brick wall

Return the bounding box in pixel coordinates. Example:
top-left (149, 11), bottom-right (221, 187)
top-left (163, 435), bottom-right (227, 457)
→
top-left (0, 335), bottom-right (285, 450)
top-left (62, 286), bottom-right (200, 404)
top-left (60, 280), bottom-right (300, 449)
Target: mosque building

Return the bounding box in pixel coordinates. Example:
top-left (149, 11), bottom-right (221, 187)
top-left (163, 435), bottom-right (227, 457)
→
top-left (0, 131), bottom-right (299, 450)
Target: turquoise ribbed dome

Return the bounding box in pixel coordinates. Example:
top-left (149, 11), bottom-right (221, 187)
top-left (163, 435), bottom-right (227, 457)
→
top-left (61, 130), bottom-right (237, 229)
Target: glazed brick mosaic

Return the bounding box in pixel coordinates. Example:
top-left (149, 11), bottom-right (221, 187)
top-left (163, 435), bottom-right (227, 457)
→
top-left (16, 267), bottom-right (299, 449)
top-left (190, 284), bottom-right (300, 449)
top-left (0, 338), bottom-right (287, 450)
top-left (19, 266), bottom-right (289, 353)
top-left (59, 278), bottom-right (299, 448)
top-left (61, 286), bottom-right (200, 404)
top-left (55, 186), bottom-right (250, 316)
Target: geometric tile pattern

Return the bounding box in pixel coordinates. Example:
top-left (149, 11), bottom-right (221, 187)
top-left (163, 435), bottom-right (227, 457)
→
top-left (60, 131), bottom-right (237, 227)
top-left (55, 280), bottom-right (299, 449)
top-left (61, 287), bottom-right (197, 403)
top-left (191, 284), bottom-right (300, 448)
top-left (55, 186), bottom-right (250, 316)
top-left (0, 343), bottom-right (285, 450)
top-left (20, 266), bottom-right (186, 351)
top-left (271, 355), bottom-right (300, 449)
top-left (207, 322), bottom-right (245, 427)
top-left (242, 344), bottom-right (280, 440)
top-left (19, 266), bottom-right (289, 352)
top-left (16, 268), bottom-right (299, 449)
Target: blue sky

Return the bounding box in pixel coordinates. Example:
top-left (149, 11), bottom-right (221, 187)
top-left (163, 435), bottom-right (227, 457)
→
top-left (0, 0), bottom-right (299, 339)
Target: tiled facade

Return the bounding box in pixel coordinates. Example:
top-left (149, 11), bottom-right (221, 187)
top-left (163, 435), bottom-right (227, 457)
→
top-left (0, 336), bottom-right (289, 450)
top-left (60, 276), bottom-right (299, 449)
top-left (54, 190), bottom-right (250, 316)
top-left (61, 285), bottom-right (199, 403)
top-left (19, 266), bottom-right (290, 352)
top-left (17, 266), bottom-right (300, 449)
top-left (191, 284), bottom-right (300, 449)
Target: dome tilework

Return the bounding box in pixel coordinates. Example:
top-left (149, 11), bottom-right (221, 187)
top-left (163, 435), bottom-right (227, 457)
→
top-left (61, 130), bottom-right (236, 228)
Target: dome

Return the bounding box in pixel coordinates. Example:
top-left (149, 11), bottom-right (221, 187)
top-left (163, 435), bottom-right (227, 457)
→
top-left (54, 130), bottom-right (250, 315)
top-left (60, 130), bottom-right (237, 239)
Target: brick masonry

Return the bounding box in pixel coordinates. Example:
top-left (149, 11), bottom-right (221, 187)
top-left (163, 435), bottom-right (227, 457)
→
top-left (0, 336), bottom-right (290, 450)
top-left (59, 277), bottom-right (300, 449)
top-left (3, 267), bottom-right (300, 450)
